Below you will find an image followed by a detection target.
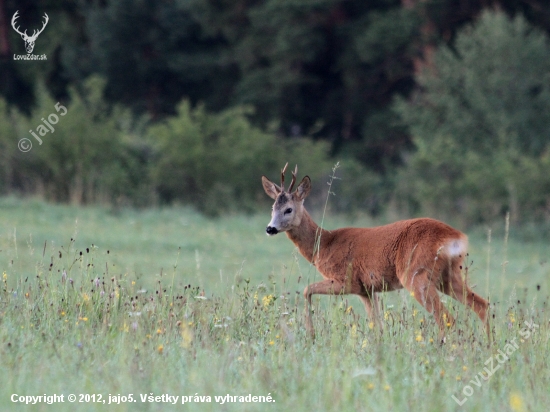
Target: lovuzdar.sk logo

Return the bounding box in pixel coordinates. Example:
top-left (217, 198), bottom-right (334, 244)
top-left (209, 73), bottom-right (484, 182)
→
top-left (11, 10), bottom-right (48, 61)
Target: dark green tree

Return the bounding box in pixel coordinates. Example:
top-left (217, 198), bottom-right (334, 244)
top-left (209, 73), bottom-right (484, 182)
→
top-left (395, 10), bottom-right (550, 224)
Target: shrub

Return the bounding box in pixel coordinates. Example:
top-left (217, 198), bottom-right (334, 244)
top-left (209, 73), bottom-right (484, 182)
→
top-left (0, 77), bottom-right (151, 206)
top-left (148, 101), bottom-right (332, 216)
top-left (395, 10), bottom-right (550, 225)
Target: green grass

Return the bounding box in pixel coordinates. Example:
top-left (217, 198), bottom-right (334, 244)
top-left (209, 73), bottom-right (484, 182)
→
top-left (0, 197), bottom-right (549, 411)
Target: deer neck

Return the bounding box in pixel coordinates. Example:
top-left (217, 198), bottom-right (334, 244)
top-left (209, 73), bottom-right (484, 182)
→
top-left (286, 209), bottom-right (328, 265)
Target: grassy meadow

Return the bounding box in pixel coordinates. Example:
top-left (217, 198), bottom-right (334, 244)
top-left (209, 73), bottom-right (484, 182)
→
top-left (0, 196), bottom-right (549, 411)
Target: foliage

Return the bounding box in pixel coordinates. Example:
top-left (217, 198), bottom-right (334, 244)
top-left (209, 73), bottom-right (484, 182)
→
top-left (0, 77), bottom-right (151, 205)
top-left (395, 11), bottom-right (550, 225)
top-left (148, 101), bottom-right (332, 216)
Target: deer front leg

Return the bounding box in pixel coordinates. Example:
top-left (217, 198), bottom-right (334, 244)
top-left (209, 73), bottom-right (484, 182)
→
top-left (303, 279), bottom-right (348, 339)
top-left (359, 294), bottom-right (383, 331)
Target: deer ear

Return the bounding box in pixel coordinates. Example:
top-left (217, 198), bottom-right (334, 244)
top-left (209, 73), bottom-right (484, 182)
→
top-left (294, 176), bottom-right (311, 201)
top-left (262, 176), bottom-right (282, 200)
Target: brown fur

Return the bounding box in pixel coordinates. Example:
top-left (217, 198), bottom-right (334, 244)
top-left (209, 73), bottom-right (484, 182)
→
top-left (262, 169), bottom-right (491, 342)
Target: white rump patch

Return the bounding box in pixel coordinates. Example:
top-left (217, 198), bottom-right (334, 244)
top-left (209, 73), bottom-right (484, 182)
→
top-left (445, 239), bottom-right (467, 257)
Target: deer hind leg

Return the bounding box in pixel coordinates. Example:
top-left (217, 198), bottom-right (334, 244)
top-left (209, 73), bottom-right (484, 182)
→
top-left (402, 267), bottom-right (454, 342)
top-left (442, 260), bottom-right (491, 343)
top-left (359, 294), bottom-right (383, 331)
top-left (303, 279), bottom-right (354, 339)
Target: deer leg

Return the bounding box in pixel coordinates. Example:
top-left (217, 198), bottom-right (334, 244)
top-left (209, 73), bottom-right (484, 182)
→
top-left (442, 267), bottom-right (491, 344)
top-left (359, 294), bottom-right (383, 331)
top-left (303, 279), bottom-right (349, 339)
top-left (403, 268), bottom-right (454, 343)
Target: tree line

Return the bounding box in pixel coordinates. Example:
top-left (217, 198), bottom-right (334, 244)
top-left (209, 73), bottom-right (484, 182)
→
top-left (1, 0), bottom-right (549, 225)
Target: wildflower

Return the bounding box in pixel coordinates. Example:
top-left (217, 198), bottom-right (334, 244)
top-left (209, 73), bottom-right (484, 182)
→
top-left (262, 294), bottom-right (274, 308)
top-left (368, 322), bottom-right (374, 330)
top-left (429, 338), bottom-right (434, 343)
top-left (415, 333), bottom-right (423, 342)
top-left (463, 366), bottom-right (468, 371)
top-left (269, 340), bottom-right (274, 346)
top-left (345, 306), bottom-right (353, 314)
top-left (440, 369), bottom-right (445, 378)
top-left (384, 385), bottom-right (390, 391)
top-left (361, 339), bottom-right (368, 349)
top-left (367, 383), bottom-right (374, 390)
top-left (509, 393), bottom-right (524, 412)
top-left (350, 324), bottom-right (357, 339)
top-left (78, 317), bottom-right (88, 322)
top-left (181, 323), bottom-right (194, 348)
top-left (456, 376), bottom-right (461, 381)
top-left (2, 271), bottom-right (7, 280)
top-left (157, 345), bottom-right (164, 354)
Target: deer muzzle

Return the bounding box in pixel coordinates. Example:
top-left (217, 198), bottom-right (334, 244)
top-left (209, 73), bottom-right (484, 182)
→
top-left (266, 226), bottom-right (279, 236)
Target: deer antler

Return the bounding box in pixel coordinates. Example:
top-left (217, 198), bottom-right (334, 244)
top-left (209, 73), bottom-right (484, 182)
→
top-left (11, 11), bottom-right (48, 40)
top-left (280, 162), bottom-right (288, 192)
top-left (11, 11), bottom-right (26, 37)
top-left (288, 165), bottom-right (298, 193)
top-left (29, 13), bottom-right (49, 40)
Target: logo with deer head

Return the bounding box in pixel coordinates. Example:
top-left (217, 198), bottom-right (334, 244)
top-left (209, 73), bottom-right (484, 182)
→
top-left (11, 10), bottom-right (49, 54)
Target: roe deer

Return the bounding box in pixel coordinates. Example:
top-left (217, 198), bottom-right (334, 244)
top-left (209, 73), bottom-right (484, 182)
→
top-left (262, 164), bottom-right (490, 342)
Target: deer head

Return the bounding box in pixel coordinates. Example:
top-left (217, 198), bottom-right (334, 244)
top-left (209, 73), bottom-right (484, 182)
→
top-left (261, 163), bottom-right (311, 235)
top-left (11, 11), bottom-right (49, 54)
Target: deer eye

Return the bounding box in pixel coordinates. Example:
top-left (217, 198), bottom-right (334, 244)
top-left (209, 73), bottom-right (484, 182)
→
top-left (284, 208), bottom-right (293, 215)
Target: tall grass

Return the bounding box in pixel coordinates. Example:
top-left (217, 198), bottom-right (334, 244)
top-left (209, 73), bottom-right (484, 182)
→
top-left (0, 198), bottom-right (549, 411)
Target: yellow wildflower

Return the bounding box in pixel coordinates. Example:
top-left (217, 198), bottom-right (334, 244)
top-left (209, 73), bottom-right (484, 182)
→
top-left (262, 294), bottom-right (274, 308)
top-left (181, 323), bottom-right (194, 348)
top-left (509, 393), bottom-right (524, 412)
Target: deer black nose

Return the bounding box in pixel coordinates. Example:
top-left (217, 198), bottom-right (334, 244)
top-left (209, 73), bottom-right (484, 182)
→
top-left (266, 226), bottom-right (279, 235)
